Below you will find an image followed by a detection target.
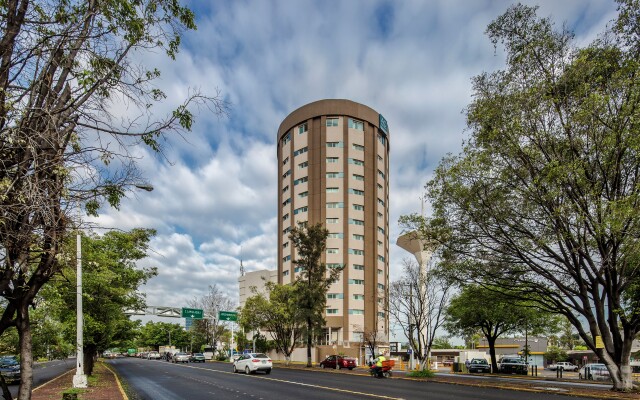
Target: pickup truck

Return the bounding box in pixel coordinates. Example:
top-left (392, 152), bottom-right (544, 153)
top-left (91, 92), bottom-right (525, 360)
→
top-left (548, 361), bottom-right (578, 371)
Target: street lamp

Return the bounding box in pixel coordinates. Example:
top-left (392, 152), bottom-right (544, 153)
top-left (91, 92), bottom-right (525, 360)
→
top-left (73, 183), bottom-right (153, 388)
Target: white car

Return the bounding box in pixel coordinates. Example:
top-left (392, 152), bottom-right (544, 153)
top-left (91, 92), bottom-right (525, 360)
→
top-left (578, 363), bottom-right (610, 380)
top-left (147, 351), bottom-right (161, 360)
top-left (548, 361), bottom-right (578, 371)
top-left (233, 353), bottom-right (272, 374)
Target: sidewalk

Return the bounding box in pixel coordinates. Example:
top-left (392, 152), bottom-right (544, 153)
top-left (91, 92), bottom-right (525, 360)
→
top-left (32, 362), bottom-right (126, 400)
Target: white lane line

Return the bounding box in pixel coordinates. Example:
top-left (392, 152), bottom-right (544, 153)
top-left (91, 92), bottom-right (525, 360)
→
top-left (178, 364), bottom-right (403, 399)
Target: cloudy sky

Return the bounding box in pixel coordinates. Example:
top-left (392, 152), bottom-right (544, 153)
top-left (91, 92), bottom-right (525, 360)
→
top-left (91, 0), bottom-right (619, 323)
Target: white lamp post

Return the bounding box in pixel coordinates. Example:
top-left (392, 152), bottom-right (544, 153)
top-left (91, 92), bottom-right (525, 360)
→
top-left (73, 184), bottom-right (153, 388)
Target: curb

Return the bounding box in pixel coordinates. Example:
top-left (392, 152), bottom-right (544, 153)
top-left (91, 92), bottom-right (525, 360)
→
top-left (32, 369), bottom-right (75, 393)
top-left (101, 362), bottom-right (128, 400)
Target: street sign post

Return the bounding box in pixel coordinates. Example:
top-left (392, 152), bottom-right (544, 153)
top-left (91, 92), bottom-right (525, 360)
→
top-left (181, 307), bottom-right (204, 319)
top-left (219, 311), bottom-right (238, 360)
top-left (219, 311), bottom-right (238, 321)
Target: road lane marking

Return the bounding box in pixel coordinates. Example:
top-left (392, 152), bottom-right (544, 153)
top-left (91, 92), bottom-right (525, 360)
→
top-left (179, 364), bottom-right (403, 399)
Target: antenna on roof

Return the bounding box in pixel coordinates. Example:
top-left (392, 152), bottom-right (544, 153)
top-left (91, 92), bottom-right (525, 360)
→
top-left (240, 246), bottom-right (245, 276)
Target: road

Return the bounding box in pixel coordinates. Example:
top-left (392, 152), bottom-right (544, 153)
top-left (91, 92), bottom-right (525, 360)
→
top-left (108, 358), bottom-right (603, 400)
top-left (9, 359), bottom-right (76, 398)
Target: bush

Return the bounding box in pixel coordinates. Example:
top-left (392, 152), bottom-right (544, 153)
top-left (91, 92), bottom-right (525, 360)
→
top-left (407, 369), bottom-right (435, 378)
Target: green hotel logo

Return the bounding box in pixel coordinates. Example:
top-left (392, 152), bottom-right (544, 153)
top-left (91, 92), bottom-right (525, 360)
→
top-left (379, 114), bottom-right (389, 134)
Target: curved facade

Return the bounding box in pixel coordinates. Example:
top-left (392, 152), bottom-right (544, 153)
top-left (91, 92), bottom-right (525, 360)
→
top-left (277, 99), bottom-right (390, 344)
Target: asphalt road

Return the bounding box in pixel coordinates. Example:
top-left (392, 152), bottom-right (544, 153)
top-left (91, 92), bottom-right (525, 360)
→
top-left (108, 358), bottom-right (603, 400)
top-left (9, 358), bottom-right (76, 398)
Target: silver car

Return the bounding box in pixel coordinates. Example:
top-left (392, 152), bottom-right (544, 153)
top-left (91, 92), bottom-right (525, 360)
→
top-left (233, 353), bottom-right (272, 374)
top-left (172, 352), bottom-right (190, 363)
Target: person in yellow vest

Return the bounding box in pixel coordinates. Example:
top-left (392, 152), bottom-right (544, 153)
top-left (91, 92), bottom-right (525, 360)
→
top-left (373, 354), bottom-right (386, 377)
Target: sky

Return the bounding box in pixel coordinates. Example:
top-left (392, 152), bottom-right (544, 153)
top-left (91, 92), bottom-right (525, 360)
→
top-left (90, 0), bottom-right (620, 327)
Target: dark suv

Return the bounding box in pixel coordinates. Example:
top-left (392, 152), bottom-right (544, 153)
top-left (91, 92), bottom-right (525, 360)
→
top-left (468, 358), bottom-right (491, 373)
top-left (498, 357), bottom-right (527, 375)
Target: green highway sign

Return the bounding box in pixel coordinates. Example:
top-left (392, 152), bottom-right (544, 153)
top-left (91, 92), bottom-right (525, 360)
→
top-left (181, 307), bottom-right (203, 319)
top-left (219, 311), bottom-right (238, 321)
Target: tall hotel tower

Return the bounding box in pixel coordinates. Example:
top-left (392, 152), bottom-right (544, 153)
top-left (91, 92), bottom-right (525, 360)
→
top-left (277, 99), bottom-right (390, 346)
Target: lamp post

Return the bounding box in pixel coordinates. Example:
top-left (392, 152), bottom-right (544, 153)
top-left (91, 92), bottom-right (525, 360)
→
top-left (73, 183), bottom-right (153, 388)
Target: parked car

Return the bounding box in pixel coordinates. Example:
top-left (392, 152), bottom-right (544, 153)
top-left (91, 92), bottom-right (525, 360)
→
top-left (498, 357), bottom-right (527, 375)
top-left (319, 355), bottom-right (357, 370)
top-left (548, 361), bottom-right (578, 371)
top-left (468, 358), bottom-right (491, 373)
top-left (0, 359), bottom-right (20, 384)
top-left (578, 363), bottom-right (610, 381)
top-left (172, 352), bottom-right (190, 363)
top-left (147, 351), bottom-right (161, 360)
top-left (190, 353), bottom-right (206, 363)
top-left (232, 353), bottom-right (272, 374)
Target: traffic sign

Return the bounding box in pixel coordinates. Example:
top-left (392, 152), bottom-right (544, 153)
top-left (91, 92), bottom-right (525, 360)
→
top-left (219, 311), bottom-right (238, 321)
top-left (181, 307), bottom-right (204, 319)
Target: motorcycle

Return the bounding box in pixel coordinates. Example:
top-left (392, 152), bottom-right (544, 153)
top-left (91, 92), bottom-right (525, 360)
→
top-left (369, 360), bottom-right (394, 378)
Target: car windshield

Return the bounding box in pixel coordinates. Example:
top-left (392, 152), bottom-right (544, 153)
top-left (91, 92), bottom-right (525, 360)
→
top-left (194, 353), bottom-right (203, 356)
top-left (253, 353), bottom-right (268, 359)
top-left (503, 359), bottom-right (522, 363)
top-left (472, 359), bottom-right (488, 364)
top-left (591, 365), bottom-right (607, 370)
top-left (0, 360), bottom-right (18, 367)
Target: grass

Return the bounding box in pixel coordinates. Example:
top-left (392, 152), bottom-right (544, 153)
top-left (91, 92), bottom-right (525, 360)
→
top-left (407, 369), bottom-right (436, 378)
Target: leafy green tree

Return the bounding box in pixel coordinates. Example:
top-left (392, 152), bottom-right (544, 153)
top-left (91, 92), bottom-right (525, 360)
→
top-left (289, 223), bottom-right (342, 368)
top-left (239, 282), bottom-right (304, 365)
top-left (0, 1), bottom-right (226, 396)
top-left (45, 228), bottom-right (157, 375)
top-left (445, 285), bottom-right (554, 372)
top-left (431, 337), bottom-right (453, 349)
top-left (138, 321), bottom-right (189, 352)
top-left (424, 1), bottom-right (640, 390)
top-left (544, 346), bottom-right (568, 365)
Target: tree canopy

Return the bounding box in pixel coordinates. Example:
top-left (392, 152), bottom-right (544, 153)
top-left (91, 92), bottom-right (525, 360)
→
top-left (239, 281), bottom-right (304, 364)
top-left (289, 222), bottom-right (342, 367)
top-left (426, 1), bottom-right (640, 390)
top-left (44, 228), bottom-right (157, 375)
top-left (0, 1), bottom-right (226, 396)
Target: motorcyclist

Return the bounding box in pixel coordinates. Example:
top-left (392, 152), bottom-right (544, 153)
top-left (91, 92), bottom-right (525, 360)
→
top-left (372, 354), bottom-right (386, 377)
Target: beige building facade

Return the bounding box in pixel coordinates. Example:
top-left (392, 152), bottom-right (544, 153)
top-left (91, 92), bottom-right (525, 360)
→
top-left (238, 269), bottom-right (278, 309)
top-left (277, 99), bottom-right (390, 346)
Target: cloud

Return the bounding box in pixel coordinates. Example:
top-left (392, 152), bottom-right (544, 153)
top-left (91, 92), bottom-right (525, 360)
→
top-left (91, 0), bottom-right (618, 314)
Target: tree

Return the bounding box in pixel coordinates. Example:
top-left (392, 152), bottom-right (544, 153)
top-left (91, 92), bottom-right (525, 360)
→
top-left (544, 346), bottom-right (568, 365)
top-left (445, 285), bottom-right (554, 372)
top-left (45, 228), bottom-right (157, 375)
top-left (239, 282), bottom-right (304, 365)
top-left (354, 325), bottom-right (385, 364)
top-left (426, 1), bottom-right (640, 391)
top-left (431, 337), bottom-right (453, 349)
top-left (187, 284), bottom-right (235, 353)
top-left (0, 1), bottom-right (227, 397)
top-left (289, 222), bottom-right (342, 368)
top-left (388, 259), bottom-right (451, 370)
top-left (138, 321), bottom-right (189, 351)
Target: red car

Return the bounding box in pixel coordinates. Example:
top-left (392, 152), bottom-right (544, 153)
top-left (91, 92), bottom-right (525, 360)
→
top-left (319, 355), bottom-right (357, 370)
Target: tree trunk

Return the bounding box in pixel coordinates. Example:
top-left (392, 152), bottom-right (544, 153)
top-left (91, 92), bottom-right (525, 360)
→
top-left (83, 344), bottom-right (96, 376)
top-left (17, 303), bottom-right (33, 400)
top-left (284, 355), bottom-right (291, 366)
top-left (0, 373), bottom-right (12, 400)
top-left (599, 345), bottom-right (636, 391)
top-left (487, 336), bottom-right (498, 373)
top-left (306, 317), bottom-right (312, 367)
